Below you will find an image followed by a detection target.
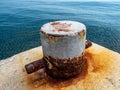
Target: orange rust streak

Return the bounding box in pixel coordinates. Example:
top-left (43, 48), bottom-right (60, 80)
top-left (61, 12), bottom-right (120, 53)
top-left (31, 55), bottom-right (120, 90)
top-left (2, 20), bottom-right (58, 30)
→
top-left (51, 22), bottom-right (71, 30)
top-left (26, 44), bottom-right (116, 90)
top-left (58, 29), bottom-right (73, 32)
top-left (85, 45), bottom-right (115, 74)
top-left (80, 44), bottom-right (116, 90)
top-left (26, 57), bottom-right (88, 89)
top-left (51, 22), bottom-right (60, 25)
top-left (53, 29), bottom-right (73, 32)
top-left (78, 29), bottom-right (86, 37)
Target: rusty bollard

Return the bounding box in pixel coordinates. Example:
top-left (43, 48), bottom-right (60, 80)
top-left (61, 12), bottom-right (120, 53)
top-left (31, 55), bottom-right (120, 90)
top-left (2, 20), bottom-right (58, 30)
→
top-left (25, 40), bottom-right (92, 76)
top-left (25, 21), bottom-right (92, 79)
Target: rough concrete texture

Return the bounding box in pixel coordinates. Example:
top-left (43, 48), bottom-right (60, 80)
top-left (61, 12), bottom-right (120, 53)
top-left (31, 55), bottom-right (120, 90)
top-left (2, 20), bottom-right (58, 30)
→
top-left (0, 43), bottom-right (120, 90)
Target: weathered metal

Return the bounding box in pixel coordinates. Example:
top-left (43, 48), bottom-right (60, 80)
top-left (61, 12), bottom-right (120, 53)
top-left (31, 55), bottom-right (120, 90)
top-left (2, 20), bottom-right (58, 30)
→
top-left (44, 54), bottom-right (86, 79)
top-left (86, 40), bottom-right (92, 49)
top-left (25, 59), bottom-right (45, 74)
top-left (40, 21), bottom-right (87, 78)
top-left (25, 21), bottom-right (92, 79)
top-left (25, 40), bottom-right (92, 76)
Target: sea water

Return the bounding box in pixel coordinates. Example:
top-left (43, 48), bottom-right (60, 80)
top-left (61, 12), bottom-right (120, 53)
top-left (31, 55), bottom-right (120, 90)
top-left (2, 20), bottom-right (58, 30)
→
top-left (0, 0), bottom-right (120, 60)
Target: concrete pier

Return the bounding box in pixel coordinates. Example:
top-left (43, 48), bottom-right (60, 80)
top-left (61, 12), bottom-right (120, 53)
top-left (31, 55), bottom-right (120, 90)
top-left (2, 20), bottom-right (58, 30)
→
top-left (0, 43), bottom-right (120, 90)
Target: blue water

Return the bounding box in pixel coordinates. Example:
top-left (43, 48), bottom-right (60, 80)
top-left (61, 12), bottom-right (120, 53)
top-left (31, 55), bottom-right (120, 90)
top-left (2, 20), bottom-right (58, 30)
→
top-left (0, 0), bottom-right (120, 60)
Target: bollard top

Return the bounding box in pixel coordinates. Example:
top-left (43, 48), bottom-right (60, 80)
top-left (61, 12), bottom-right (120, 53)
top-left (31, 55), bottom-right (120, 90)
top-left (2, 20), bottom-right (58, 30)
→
top-left (40, 20), bottom-right (86, 36)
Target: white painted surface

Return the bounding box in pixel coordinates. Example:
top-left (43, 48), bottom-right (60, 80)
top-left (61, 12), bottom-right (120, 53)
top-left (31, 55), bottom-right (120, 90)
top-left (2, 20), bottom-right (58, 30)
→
top-left (40, 21), bottom-right (86, 59)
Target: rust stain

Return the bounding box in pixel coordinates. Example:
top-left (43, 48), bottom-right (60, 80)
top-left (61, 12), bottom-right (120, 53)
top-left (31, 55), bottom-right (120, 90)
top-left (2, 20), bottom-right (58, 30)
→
top-left (82, 29), bottom-right (86, 36)
top-left (78, 29), bottom-right (86, 41)
top-left (84, 48), bottom-right (114, 75)
top-left (25, 44), bottom-right (116, 90)
top-left (52, 29), bottom-right (73, 32)
top-left (51, 22), bottom-right (72, 33)
top-left (41, 30), bottom-right (64, 38)
top-left (50, 22), bottom-right (60, 25)
top-left (46, 34), bottom-right (61, 42)
top-left (46, 34), bottom-right (65, 37)
top-left (79, 47), bottom-right (116, 90)
top-left (44, 54), bottom-right (86, 79)
top-left (51, 22), bottom-right (71, 29)
top-left (40, 22), bottom-right (72, 38)
top-left (78, 29), bottom-right (86, 37)
top-left (40, 29), bottom-right (46, 35)
top-left (26, 57), bottom-right (88, 90)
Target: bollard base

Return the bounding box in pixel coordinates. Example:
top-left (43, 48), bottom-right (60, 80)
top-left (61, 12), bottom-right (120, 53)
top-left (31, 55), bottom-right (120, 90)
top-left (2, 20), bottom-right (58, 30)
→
top-left (44, 53), bottom-right (86, 79)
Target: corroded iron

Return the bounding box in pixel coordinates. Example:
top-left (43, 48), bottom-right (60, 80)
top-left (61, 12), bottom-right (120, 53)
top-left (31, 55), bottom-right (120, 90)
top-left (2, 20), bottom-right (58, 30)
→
top-left (44, 54), bottom-right (86, 79)
top-left (25, 21), bottom-right (91, 79)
